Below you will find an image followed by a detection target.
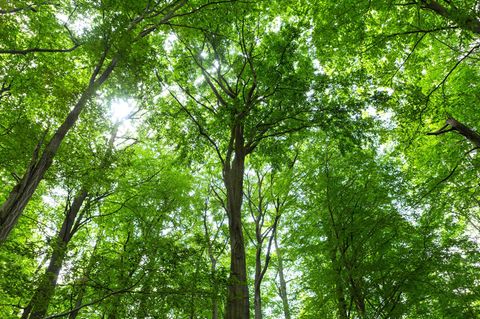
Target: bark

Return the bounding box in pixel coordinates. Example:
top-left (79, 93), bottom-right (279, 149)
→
top-left (330, 247), bottom-right (348, 319)
top-left (0, 45), bottom-right (79, 55)
top-left (203, 209), bottom-right (220, 319)
top-left (348, 275), bottom-right (365, 318)
top-left (252, 198), bottom-right (278, 319)
top-left (253, 177), bottom-right (264, 319)
top-left (69, 240), bottom-right (99, 319)
top-left (211, 268), bottom-right (219, 319)
top-left (21, 124), bottom-right (118, 319)
top-left (274, 234), bottom-right (291, 319)
top-left (21, 190), bottom-right (88, 319)
top-left (224, 124), bottom-right (250, 319)
top-left (420, 0), bottom-right (480, 34)
top-left (0, 53), bottom-right (117, 244)
top-left (0, 0), bottom-right (186, 243)
top-left (427, 116), bottom-right (480, 148)
top-left (254, 252), bottom-right (263, 319)
top-left (446, 117), bottom-right (480, 148)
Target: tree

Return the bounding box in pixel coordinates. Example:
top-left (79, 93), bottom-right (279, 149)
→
top-left (1, 1), bottom-right (480, 318)
top-left (0, 0), bottom-right (188, 243)
top-left (21, 123), bottom-right (118, 319)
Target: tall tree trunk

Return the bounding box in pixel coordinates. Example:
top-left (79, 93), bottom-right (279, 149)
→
top-left (254, 247), bottom-right (262, 319)
top-left (224, 125), bottom-right (249, 319)
top-left (330, 245), bottom-right (348, 319)
top-left (21, 190), bottom-right (88, 319)
top-left (0, 53), bottom-right (117, 244)
top-left (348, 275), bottom-right (365, 318)
top-left (0, 0), bottom-right (186, 246)
top-left (211, 274), bottom-right (219, 319)
top-left (21, 123), bottom-right (117, 319)
top-left (207, 235), bottom-right (219, 319)
top-left (428, 116), bottom-right (480, 148)
top-left (274, 234), bottom-right (291, 319)
top-left (68, 237), bottom-right (99, 319)
top-left (203, 195), bottom-right (221, 319)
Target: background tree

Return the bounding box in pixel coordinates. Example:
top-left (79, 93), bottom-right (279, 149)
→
top-left (1, 1), bottom-right (480, 318)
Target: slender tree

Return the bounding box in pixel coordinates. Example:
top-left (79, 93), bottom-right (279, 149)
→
top-left (0, 0), bottom-right (188, 243)
top-left (21, 124), bottom-right (118, 319)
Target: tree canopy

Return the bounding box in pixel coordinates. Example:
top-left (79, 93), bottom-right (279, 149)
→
top-left (0, 0), bottom-right (479, 318)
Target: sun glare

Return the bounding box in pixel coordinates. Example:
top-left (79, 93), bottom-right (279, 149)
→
top-left (110, 98), bottom-right (136, 122)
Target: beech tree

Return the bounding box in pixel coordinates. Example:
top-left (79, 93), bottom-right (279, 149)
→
top-left (1, 1), bottom-right (480, 319)
top-left (0, 0), bottom-right (188, 243)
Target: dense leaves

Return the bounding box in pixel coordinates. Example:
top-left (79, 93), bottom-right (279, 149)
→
top-left (0, 0), bottom-right (479, 318)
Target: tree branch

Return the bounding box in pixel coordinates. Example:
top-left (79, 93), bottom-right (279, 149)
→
top-left (0, 1), bottom-right (55, 14)
top-left (0, 44), bottom-right (79, 55)
top-left (165, 84), bottom-right (225, 166)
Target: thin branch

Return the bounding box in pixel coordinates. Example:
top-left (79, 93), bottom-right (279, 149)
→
top-left (259, 214), bottom-right (280, 283)
top-left (178, 38), bottom-right (230, 107)
top-left (389, 33), bottom-right (426, 83)
top-left (247, 123), bottom-right (310, 154)
top-left (43, 280), bottom-right (142, 319)
top-left (175, 80), bottom-right (218, 115)
top-left (0, 1), bottom-right (55, 14)
top-left (211, 184), bottom-right (227, 212)
top-left (0, 44), bottom-right (79, 55)
top-left (382, 26), bottom-right (458, 38)
top-left (165, 83), bottom-right (225, 166)
top-left (427, 44), bottom-right (480, 99)
top-left (169, 0), bottom-right (250, 19)
top-left (138, 0), bottom-right (188, 38)
top-left (426, 123), bottom-right (454, 135)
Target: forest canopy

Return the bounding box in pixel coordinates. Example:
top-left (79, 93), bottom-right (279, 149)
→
top-left (0, 0), bottom-right (479, 318)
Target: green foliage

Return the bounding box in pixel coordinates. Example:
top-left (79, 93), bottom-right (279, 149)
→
top-left (1, 0), bottom-right (480, 318)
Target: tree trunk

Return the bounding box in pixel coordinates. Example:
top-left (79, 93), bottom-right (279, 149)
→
top-left (21, 122), bottom-right (117, 318)
top-left (208, 244), bottom-right (219, 319)
top-left (446, 117), bottom-right (480, 148)
top-left (420, 0), bottom-right (480, 34)
top-left (21, 190), bottom-right (88, 319)
top-left (349, 275), bottom-right (365, 318)
top-left (0, 54), bottom-right (117, 244)
top-left (212, 285), bottom-right (219, 319)
top-left (69, 239), bottom-right (99, 319)
top-left (274, 234), bottom-right (291, 319)
top-left (427, 116), bottom-right (480, 148)
top-left (203, 199), bottom-right (220, 319)
top-left (330, 247), bottom-right (348, 319)
top-left (224, 125), bottom-right (249, 319)
top-left (254, 249), bottom-right (262, 319)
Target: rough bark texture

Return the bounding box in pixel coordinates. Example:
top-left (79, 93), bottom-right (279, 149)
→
top-left (446, 117), bottom-right (480, 147)
top-left (420, 0), bottom-right (480, 34)
top-left (0, 55), bottom-right (117, 244)
top-left (427, 116), bottom-right (480, 148)
top-left (21, 190), bottom-right (88, 319)
top-left (224, 124), bottom-right (250, 319)
top-left (274, 234), bottom-right (291, 319)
